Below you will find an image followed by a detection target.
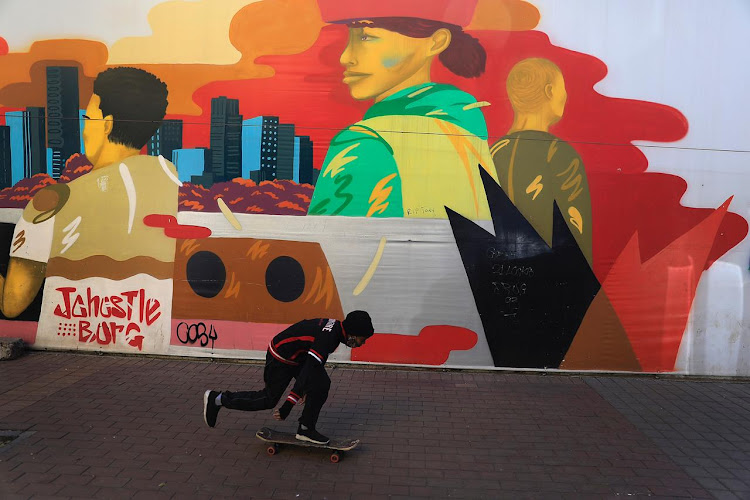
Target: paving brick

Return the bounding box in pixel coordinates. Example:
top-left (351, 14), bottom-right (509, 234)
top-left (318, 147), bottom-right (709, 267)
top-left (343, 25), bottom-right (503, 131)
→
top-left (3, 352), bottom-right (750, 498)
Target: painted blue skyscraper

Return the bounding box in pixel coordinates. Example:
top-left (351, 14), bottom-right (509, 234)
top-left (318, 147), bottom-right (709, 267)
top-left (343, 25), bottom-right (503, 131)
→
top-left (79, 109), bottom-right (86, 155)
top-left (296, 136), bottom-right (314, 185)
top-left (0, 125), bottom-right (11, 189)
top-left (293, 137), bottom-right (300, 183)
top-left (5, 108), bottom-right (47, 181)
top-left (241, 115), bottom-right (279, 183)
top-left (277, 123), bottom-right (295, 181)
top-left (208, 96), bottom-right (242, 186)
top-left (5, 112), bottom-right (24, 184)
top-left (148, 119), bottom-right (183, 160)
top-left (46, 66), bottom-right (80, 179)
top-left (172, 148), bottom-right (212, 184)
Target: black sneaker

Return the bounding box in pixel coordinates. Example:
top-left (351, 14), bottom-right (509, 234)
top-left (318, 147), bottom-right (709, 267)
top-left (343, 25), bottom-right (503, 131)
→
top-left (203, 390), bottom-right (221, 428)
top-left (296, 424), bottom-right (330, 445)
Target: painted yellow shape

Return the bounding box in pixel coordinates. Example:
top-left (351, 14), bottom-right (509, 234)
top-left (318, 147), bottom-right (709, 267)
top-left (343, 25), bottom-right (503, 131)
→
top-left (108, 0), bottom-right (258, 65)
top-left (303, 267), bottom-right (336, 309)
top-left (353, 237), bottom-right (387, 296)
top-left (348, 125), bottom-right (379, 138)
top-left (547, 139), bottom-right (559, 163)
top-left (246, 240), bottom-right (269, 260)
top-left (437, 120), bottom-right (481, 217)
top-left (216, 197), bottom-right (242, 230)
top-left (408, 85), bottom-right (434, 98)
top-left (568, 206), bottom-right (584, 234)
top-left (425, 109), bottom-right (448, 116)
top-left (367, 174), bottom-right (397, 217)
top-left (525, 175), bottom-right (544, 200)
top-left (490, 138), bottom-right (510, 157)
top-left (463, 101), bottom-right (491, 111)
top-left (322, 143), bottom-right (359, 179)
top-left (557, 158), bottom-right (584, 202)
top-left (224, 271), bottom-right (241, 299)
top-left (357, 114), bottom-right (496, 220)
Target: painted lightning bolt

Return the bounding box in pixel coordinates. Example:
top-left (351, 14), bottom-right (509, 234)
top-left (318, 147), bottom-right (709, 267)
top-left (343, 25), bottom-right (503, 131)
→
top-left (60, 216), bottom-right (82, 254)
top-left (367, 174), bottom-right (397, 217)
top-left (525, 175), bottom-right (544, 200)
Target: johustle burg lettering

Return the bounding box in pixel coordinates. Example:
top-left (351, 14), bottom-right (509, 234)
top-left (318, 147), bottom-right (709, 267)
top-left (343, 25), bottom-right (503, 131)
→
top-left (52, 287), bottom-right (162, 350)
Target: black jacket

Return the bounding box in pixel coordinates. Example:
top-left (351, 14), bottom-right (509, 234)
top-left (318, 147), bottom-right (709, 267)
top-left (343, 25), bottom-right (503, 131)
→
top-left (268, 318), bottom-right (346, 403)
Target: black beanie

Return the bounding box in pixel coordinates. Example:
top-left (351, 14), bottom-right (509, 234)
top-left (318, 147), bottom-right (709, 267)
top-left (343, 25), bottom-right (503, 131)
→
top-left (343, 310), bottom-right (374, 338)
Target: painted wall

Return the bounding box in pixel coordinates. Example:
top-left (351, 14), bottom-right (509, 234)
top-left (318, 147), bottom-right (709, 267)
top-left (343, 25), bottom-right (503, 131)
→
top-left (0, 0), bottom-right (748, 375)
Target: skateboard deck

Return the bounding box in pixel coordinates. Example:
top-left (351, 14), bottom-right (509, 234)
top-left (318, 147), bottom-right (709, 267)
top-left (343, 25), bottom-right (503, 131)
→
top-left (256, 427), bottom-right (359, 463)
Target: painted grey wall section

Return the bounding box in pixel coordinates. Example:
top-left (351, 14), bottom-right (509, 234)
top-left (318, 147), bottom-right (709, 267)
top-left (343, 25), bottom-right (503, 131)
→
top-left (176, 211), bottom-right (495, 367)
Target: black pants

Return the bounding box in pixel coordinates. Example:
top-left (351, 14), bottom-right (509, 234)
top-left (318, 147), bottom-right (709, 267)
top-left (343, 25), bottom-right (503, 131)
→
top-left (220, 351), bottom-right (330, 428)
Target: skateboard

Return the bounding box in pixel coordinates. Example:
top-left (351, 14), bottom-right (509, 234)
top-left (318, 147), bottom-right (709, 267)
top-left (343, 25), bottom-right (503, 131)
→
top-left (256, 427), bottom-right (360, 463)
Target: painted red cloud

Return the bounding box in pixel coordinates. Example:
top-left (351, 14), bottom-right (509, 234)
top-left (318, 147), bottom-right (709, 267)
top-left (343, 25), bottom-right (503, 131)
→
top-left (182, 27), bottom-right (746, 281)
top-left (143, 214), bottom-right (212, 239)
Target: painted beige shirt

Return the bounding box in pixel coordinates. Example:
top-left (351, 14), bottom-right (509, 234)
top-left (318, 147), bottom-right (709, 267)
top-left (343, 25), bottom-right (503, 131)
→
top-left (19, 155), bottom-right (179, 279)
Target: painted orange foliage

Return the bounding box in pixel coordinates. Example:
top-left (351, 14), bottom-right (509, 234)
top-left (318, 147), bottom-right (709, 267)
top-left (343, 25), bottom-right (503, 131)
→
top-left (276, 201), bottom-right (305, 212)
top-left (178, 178), bottom-right (314, 215)
top-left (232, 178), bottom-right (257, 188)
top-left (180, 200), bottom-right (205, 210)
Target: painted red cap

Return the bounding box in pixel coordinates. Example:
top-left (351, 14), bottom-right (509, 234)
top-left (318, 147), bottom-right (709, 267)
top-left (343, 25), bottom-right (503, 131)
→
top-left (318, 0), bottom-right (479, 27)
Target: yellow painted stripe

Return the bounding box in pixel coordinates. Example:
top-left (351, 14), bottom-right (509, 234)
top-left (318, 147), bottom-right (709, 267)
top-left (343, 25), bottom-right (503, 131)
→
top-left (217, 197), bottom-right (242, 230)
top-left (408, 85), bottom-right (434, 98)
top-left (353, 236), bottom-right (387, 296)
top-left (463, 101), bottom-right (491, 110)
top-left (507, 137), bottom-right (521, 204)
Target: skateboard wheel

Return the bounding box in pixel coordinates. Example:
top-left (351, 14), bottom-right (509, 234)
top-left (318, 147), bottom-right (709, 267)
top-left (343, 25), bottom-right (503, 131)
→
top-left (267, 444), bottom-right (278, 456)
top-left (330, 452), bottom-right (340, 463)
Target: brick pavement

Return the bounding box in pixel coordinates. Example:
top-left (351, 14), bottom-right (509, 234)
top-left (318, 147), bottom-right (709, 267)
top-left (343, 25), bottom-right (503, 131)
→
top-left (0, 352), bottom-right (749, 499)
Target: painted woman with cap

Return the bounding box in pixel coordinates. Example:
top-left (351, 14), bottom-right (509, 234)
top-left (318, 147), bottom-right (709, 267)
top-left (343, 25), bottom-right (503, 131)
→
top-left (309, 0), bottom-right (498, 220)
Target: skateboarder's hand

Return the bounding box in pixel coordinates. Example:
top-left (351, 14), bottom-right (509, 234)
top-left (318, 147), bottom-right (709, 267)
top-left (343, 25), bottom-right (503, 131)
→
top-left (299, 394), bottom-right (306, 405)
top-left (274, 400), bottom-right (294, 420)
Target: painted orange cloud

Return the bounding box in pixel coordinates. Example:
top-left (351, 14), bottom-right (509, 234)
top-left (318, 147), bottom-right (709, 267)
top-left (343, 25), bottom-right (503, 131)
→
top-left (108, 0), bottom-right (260, 65)
top-left (0, 39), bottom-right (108, 108)
top-left (0, 0), bottom-right (538, 114)
top-left (467, 0), bottom-right (540, 31)
top-left (0, 0), bottom-right (323, 114)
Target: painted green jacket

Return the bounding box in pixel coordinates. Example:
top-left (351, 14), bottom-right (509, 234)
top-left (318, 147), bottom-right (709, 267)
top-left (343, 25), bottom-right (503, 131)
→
top-left (309, 83), bottom-right (498, 220)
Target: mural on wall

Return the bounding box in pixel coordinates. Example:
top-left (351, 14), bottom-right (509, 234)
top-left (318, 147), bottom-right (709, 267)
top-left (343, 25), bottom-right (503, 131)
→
top-left (308, 8), bottom-right (498, 220)
top-left (0, 0), bottom-right (748, 374)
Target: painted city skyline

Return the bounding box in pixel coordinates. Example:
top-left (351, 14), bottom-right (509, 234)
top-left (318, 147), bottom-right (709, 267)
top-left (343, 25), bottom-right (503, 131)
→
top-left (0, 66), bottom-right (317, 189)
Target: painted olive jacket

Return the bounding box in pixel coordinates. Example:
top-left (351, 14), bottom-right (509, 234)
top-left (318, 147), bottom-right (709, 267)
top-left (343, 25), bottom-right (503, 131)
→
top-left (309, 83), bottom-right (498, 220)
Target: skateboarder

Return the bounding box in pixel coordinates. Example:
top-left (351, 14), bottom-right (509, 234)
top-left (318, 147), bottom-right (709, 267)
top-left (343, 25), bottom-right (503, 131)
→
top-left (203, 311), bottom-right (375, 444)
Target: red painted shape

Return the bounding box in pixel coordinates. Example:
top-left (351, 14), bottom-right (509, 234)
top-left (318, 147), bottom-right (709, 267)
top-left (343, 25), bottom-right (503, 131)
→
top-left (0, 37), bottom-right (8, 56)
top-left (0, 320), bottom-right (37, 344)
top-left (143, 214), bottom-right (177, 228)
top-left (179, 28), bottom-right (746, 279)
top-left (163, 225), bottom-right (212, 239)
top-left (142, 213), bottom-right (211, 239)
top-left (602, 198), bottom-right (731, 372)
top-left (351, 325), bottom-right (478, 365)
